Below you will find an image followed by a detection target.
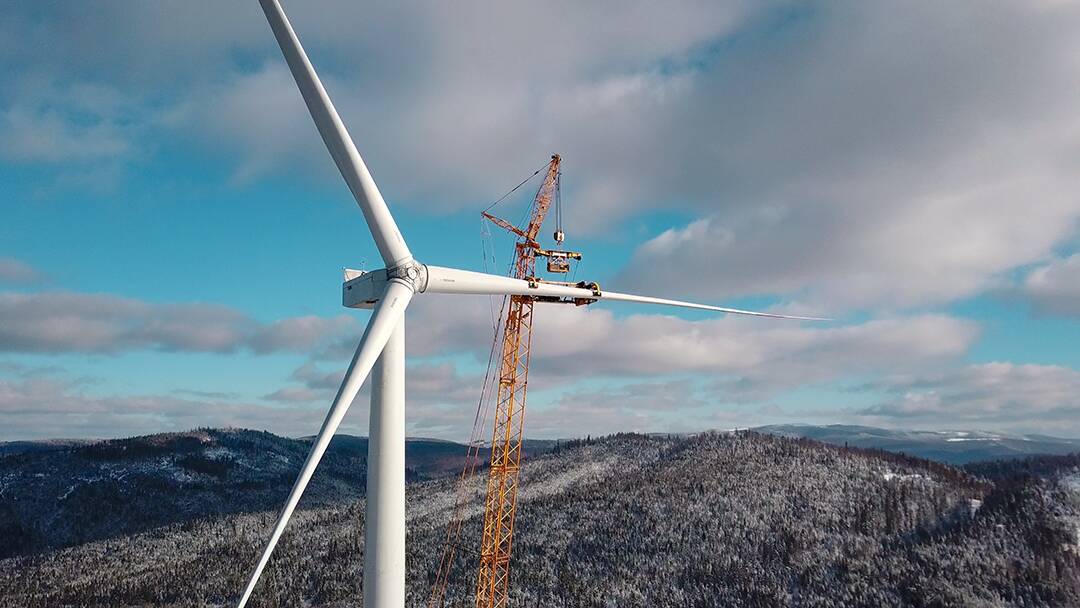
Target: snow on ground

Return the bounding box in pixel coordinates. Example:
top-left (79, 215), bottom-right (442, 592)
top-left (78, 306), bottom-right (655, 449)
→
top-left (203, 447), bottom-right (236, 460)
top-left (1060, 473), bottom-right (1080, 554)
top-left (883, 471), bottom-right (926, 482)
top-left (408, 449), bottom-right (625, 527)
top-left (1062, 473), bottom-right (1080, 493)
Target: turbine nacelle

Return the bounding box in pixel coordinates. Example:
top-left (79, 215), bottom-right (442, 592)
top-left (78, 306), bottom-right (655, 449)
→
top-left (342, 269), bottom-right (383, 309)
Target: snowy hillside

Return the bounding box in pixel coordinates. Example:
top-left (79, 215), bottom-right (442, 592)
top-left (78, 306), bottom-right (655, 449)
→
top-left (0, 429), bottom-right (518, 558)
top-left (2, 432), bottom-right (1078, 607)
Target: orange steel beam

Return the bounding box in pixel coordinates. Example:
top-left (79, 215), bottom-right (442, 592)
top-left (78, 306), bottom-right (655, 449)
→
top-left (474, 155), bottom-right (560, 608)
top-left (481, 212), bottom-right (532, 244)
top-left (475, 291), bottom-right (533, 608)
top-left (523, 156), bottom-right (559, 243)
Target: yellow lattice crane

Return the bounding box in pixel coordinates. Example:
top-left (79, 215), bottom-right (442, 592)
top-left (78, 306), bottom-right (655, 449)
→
top-left (430, 154), bottom-right (583, 608)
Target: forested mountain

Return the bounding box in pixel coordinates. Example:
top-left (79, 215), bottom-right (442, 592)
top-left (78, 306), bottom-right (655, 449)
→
top-left (0, 429), bottom-right (517, 559)
top-left (0, 429), bottom-right (371, 559)
top-left (1, 431), bottom-right (1078, 607)
top-left (756, 424), bottom-right (1080, 464)
top-left (965, 452), bottom-right (1080, 484)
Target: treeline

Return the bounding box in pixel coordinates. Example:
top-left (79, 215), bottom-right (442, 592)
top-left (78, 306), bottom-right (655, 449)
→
top-left (1, 432), bottom-right (1078, 607)
top-left (965, 451), bottom-right (1080, 481)
top-left (0, 428), bottom-right (368, 559)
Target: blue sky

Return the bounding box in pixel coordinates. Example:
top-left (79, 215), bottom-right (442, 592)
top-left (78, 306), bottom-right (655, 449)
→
top-left (1, 1), bottom-right (1079, 441)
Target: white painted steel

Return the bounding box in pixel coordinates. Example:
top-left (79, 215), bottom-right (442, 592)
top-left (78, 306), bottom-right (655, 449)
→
top-left (343, 269), bottom-right (387, 309)
top-left (235, 280), bottom-right (414, 608)
top-left (423, 265), bottom-right (829, 320)
top-left (259, 0), bottom-right (412, 267)
top-left (365, 318), bottom-right (406, 608)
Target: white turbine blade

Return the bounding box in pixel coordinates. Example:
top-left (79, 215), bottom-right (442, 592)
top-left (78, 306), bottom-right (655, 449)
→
top-left (259, 0), bottom-right (411, 267)
top-left (425, 265), bottom-right (594, 298)
top-left (423, 265), bottom-right (828, 320)
top-left (595, 290), bottom-right (830, 320)
top-left (235, 280), bottom-right (414, 608)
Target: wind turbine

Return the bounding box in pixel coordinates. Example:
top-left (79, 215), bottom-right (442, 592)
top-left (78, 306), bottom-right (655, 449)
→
top-left (238, 1), bottom-right (828, 607)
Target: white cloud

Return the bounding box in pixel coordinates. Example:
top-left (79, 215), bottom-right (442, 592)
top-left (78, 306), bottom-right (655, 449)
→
top-left (6, 2), bottom-right (1080, 311)
top-left (0, 291), bottom-right (249, 353)
top-left (0, 288), bottom-right (1000, 441)
top-left (857, 362), bottom-right (1080, 436)
top-left (262, 386), bottom-right (327, 404)
top-left (522, 380), bottom-right (709, 438)
top-left (268, 359), bottom-right (480, 408)
top-left (0, 77), bottom-right (151, 167)
top-left (0, 1), bottom-right (751, 211)
top-left (3, 1), bottom-right (1079, 440)
top-left (0, 374), bottom-right (326, 441)
top-left (0, 290), bottom-right (357, 355)
top-left (527, 308), bottom-right (979, 395)
top-left (373, 296), bottom-right (978, 408)
top-left (248, 315), bottom-right (359, 354)
top-left (615, 168), bottom-right (1080, 310)
top-left (1022, 254), bottom-right (1080, 317)
top-left (0, 107), bottom-right (130, 163)
top-left (263, 358), bottom-right (485, 438)
top-left (165, 65), bottom-right (320, 184)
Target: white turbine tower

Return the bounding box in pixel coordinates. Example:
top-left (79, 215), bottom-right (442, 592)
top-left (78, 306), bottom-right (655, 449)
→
top-left (238, 1), bottom-right (828, 607)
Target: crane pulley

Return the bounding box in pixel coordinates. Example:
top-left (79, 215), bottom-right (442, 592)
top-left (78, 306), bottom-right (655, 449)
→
top-left (479, 157), bottom-right (581, 277)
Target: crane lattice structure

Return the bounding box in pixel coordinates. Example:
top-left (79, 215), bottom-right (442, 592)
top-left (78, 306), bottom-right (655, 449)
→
top-left (424, 155), bottom-right (821, 608)
top-left (476, 155), bottom-right (560, 608)
top-left (430, 154), bottom-right (585, 608)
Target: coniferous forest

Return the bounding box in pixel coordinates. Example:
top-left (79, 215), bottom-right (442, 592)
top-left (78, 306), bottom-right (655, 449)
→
top-left (1, 431), bottom-right (1079, 607)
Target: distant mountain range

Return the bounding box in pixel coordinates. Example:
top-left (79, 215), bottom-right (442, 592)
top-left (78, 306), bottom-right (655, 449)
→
top-left (2, 423), bottom-right (1077, 561)
top-left (3, 431), bottom-right (1079, 607)
top-left (0, 428), bottom-right (551, 559)
top-left (0, 429), bottom-right (365, 559)
top-left (753, 424), bottom-right (1080, 464)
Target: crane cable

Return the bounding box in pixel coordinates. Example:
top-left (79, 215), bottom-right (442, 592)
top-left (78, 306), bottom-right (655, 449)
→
top-left (554, 168), bottom-right (563, 240)
top-left (431, 162), bottom-right (551, 608)
top-left (429, 293), bottom-right (507, 608)
top-left (482, 160), bottom-right (550, 214)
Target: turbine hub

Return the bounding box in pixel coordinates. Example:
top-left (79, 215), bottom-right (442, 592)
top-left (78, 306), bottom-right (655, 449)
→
top-left (387, 260), bottom-right (428, 293)
top-left (343, 261), bottom-right (428, 309)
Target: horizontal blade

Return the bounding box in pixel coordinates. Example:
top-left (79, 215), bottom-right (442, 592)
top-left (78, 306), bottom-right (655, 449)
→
top-left (596, 290), bottom-right (830, 320)
top-left (425, 265), bottom-right (591, 298)
top-left (423, 265), bottom-right (828, 320)
top-left (235, 280), bottom-right (414, 608)
top-left (259, 0), bottom-right (411, 267)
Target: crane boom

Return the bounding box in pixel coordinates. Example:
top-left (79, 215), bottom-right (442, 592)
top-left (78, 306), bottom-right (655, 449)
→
top-left (428, 155), bottom-right (563, 608)
top-left (474, 155), bottom-right (560, 608)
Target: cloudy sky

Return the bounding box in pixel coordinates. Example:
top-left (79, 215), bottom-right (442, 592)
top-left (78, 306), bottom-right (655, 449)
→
top-left (2, 1), bottom-right (1079, 441)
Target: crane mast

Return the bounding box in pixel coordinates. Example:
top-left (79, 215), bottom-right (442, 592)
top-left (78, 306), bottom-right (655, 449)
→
top-left (475, 155), bottom-right (560, 608)
top-left (429, 155), bottom-right (583, 608)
